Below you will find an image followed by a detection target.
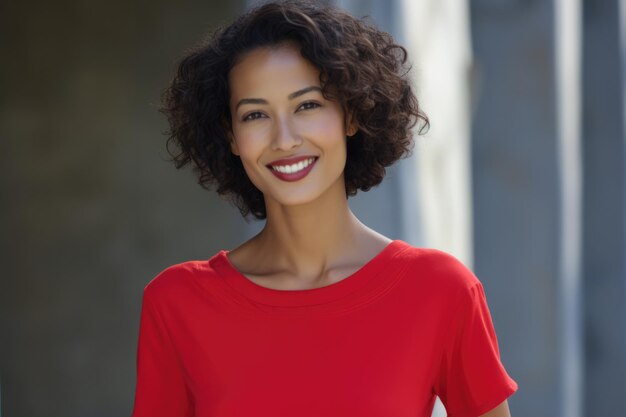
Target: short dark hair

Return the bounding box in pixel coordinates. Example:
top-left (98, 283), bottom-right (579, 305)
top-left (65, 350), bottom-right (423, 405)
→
top-left (160, 0), bottom-right (429, 220)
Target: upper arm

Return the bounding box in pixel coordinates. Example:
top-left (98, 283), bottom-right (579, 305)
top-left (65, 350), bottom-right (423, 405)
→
top-left (131, 287), bottom-right (193, 417)
top-left (479, 399), bottom-right (512, 417)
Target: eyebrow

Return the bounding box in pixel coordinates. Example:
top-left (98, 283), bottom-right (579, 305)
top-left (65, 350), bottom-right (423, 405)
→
top-left (234, 86), bottom-right (322, 111)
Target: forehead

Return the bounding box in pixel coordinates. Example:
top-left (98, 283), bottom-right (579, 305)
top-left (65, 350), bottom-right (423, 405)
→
top-left (228, 44), bottom-right (321, 100)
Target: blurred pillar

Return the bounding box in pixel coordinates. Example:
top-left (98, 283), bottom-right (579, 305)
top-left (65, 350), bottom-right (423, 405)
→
top-left (396, 0), bottom-right (474, 415)
top-left (581, 1), bottom-right (626, 416)
top-left (555, 1), bottom-right (583, 417)
top-left (469, 0), bottom-right (582, 416)
top-left (398, 0), bottom-right (474, 264)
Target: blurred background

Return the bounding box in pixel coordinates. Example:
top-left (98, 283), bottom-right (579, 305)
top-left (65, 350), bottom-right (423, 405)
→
top-left (1, 0), bottom-right (624, 416)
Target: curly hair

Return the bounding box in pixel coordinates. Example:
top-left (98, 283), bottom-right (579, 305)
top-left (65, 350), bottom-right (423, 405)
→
top-left (161, 0), bottom-right (429, 220)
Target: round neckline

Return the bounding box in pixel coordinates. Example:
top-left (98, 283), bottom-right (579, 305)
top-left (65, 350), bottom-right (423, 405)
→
top-left (211, 239), bottom-right (410, 307)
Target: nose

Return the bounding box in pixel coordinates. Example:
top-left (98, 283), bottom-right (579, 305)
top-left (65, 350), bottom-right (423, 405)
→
top-left (271, 115), bottom-right (302, 151)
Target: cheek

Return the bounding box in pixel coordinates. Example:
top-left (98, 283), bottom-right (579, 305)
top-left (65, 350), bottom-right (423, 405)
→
top-left (232, 128), bottom-right (267, 159)
top-left (302, 112), bottom-right (346, 145)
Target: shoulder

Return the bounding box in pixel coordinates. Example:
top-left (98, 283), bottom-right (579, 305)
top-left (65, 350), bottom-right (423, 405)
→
top-left (142, 257), bottom-right (218, 304)
top-left (396, 243), bottom-right (482, 296)
top-left (145, 261), bottom-right (197, 291)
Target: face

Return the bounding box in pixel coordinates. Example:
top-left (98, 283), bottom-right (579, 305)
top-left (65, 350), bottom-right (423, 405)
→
top-left (227, 43), bottom-right (358, 210)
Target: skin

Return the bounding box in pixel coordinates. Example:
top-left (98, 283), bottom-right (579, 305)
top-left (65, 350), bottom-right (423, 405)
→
top-left (225, 41), bottom-right (512, 417)
top-left (480, 399), bottom-right (512, 417)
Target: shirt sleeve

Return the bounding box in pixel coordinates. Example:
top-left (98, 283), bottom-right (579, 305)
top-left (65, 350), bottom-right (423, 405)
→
top-left (433, 281), bottom-right (518, 417)
top-left (131, 286), bottom-right (194, 417)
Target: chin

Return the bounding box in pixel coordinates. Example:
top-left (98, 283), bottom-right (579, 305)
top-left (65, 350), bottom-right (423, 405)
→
top-left (264, 189), bottom-right (329, 209)
top-left (273, 194), bottom-right (324, 207)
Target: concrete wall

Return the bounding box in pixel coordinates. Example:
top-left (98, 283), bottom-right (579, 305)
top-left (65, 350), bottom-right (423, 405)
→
top-left (0, 1), bottom-right (244, 416)
top-left (470, 1), bottom-right (562, 415)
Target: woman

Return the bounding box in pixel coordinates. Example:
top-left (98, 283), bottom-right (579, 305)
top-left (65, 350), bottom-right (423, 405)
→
top-left (131, 1), bottom-right (518, 416)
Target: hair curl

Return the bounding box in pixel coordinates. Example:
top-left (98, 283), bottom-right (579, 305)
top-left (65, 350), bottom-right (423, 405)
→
top-left (161, 0), bottom-right (429, 220)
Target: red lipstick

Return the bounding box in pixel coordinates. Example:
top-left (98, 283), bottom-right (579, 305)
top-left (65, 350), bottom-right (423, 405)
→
top-left (266, 156), bottom-right (318, 182)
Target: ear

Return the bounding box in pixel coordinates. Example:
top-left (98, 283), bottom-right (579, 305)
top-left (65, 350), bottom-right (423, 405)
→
top-left (223, 119), bottom-right (240, 156)
top-left (345, 111), bottom-right (359, 137)
top-left (228, 131), bottom-right (240, 156)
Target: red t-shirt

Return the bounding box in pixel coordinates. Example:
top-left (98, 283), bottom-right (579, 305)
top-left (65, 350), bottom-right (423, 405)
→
top-left (131, 240), bottom-right (518, 417)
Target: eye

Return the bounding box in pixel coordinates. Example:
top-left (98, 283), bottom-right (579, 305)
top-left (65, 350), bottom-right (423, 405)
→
top-left (298, 101), bottom-right (321, 111)
top-left (242, 111), bottom-right (266, 122)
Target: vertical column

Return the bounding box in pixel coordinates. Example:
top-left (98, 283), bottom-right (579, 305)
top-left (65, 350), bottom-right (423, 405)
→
top-left (469, 0), bottom-right (571, 416)
top-left (581, 1), bottom-right (626, 415)
top-left (397, 0), bottom-right (474, 263)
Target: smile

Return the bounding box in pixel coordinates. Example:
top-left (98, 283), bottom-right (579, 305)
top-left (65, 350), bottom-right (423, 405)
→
top-left (267, 157), bottom-right (318, 182)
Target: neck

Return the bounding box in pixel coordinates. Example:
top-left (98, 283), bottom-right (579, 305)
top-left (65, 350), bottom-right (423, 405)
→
top-left (254, 176), bottom-right (371, 275)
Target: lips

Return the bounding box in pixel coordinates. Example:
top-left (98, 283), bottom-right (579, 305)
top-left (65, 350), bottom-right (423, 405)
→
top-left (266, 156), bottom-right (318, 182)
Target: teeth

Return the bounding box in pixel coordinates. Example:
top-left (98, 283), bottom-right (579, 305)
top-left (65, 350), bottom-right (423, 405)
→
top-left (271, 157), bottom-right (316, 174)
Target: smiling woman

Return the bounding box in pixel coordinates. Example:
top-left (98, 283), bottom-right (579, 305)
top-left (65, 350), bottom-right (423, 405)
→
top-left (130, 1), bottom-right (518, 416)
top-left (160, 1), bottom-right (427, 221)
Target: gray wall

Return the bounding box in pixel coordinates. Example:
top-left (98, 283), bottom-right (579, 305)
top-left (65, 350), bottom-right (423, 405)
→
top-left (0, 1), bottom-right (244, 416)
top-left (470, 1), bottom-right (562, 415)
